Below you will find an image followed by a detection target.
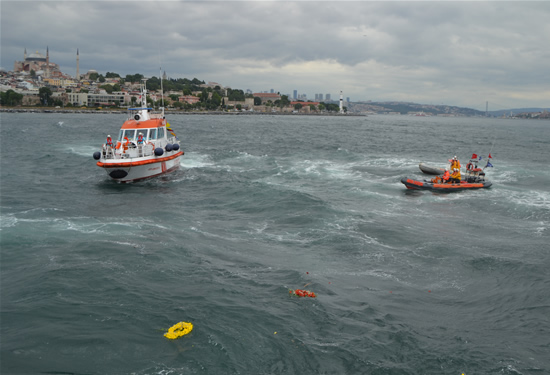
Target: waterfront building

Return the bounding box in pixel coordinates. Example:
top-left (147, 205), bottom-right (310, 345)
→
top-left (253, 92), bottom-right (281, 103)
top-left (179, 95), bottom-right (200, 104)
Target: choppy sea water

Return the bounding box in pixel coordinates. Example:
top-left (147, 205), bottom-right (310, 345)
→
top-left (1, 112), bottom-right (549, 375)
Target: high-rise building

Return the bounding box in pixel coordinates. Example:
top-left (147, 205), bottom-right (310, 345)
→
top-left (326, 94), bottom-right (331, 101)
top-left (293, 90), bottom-right (297, 99)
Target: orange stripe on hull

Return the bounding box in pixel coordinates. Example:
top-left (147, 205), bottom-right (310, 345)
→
top-left (432, 183), bottom-right (485, 189)
top-left (96, 151), bottom-right (184, 168)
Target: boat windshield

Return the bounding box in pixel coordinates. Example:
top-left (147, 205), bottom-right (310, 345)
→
top-left (122, 129), bottom-right (136, 141)
top-left (149, 128), bottom-right (157, 140)
top-left (158, 127), bottom-right (165, 139)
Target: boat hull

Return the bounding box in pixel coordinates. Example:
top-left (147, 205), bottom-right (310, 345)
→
top-left (401, 177), bottom-right (492, 191)
top-left (97, 151), bottom-right (183, 182)
top-left (418, 163), bottom-right (445, 175)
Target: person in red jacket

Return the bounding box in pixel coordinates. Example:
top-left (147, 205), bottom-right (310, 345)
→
top-left (442, 168), bottom-right (450, 183)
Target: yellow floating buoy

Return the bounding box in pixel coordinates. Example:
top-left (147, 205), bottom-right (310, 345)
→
top-left (164, 321), bottom-right (193, 339)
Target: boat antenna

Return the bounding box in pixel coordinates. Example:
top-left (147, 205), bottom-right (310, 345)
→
top-left (141, 78), bottom-right (148, 108)
top-left (159, 55), bottom-right (165, 117)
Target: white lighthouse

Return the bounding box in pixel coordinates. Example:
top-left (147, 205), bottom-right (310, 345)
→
top-left (76, 49), bottom-right (80, 81)
top-left (339, 91), bottom-right (344, 114)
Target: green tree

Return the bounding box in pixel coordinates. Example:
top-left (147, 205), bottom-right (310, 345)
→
top-left (169, 94), bottom-right (179, 102)
top-left (211, 91), bottom-right (222, 107)
top-left (147, 76), bottom-right (160, 91)
top-left (228, 89), bottom-right (245, 101)
top-left (39, 87), bottom-right (53, 106)
top-left (105, 72), bottom-right (120, 78)
top-left (294, 103), bottom-right (303, 110)
top-left (254, 97), bottom-right (262, 105)
top-left (89, 72), bottom-right (99, 81)
top-left (280, 95), bottom-right (290, 107)
top-left (125, 73), bottom-right (144, 84)
top-left (100, 84), bottom-right (114, 94)
top-left (0, 90), bottom-right (23, 106)
top-left (200, 90), bottom-right (209, 103)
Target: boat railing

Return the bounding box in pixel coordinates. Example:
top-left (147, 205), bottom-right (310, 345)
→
top-left (102, 143), bottom-right (156, 159)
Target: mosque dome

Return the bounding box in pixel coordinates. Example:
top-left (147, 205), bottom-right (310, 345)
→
top-left (26, 51), bottom-right (46, 62)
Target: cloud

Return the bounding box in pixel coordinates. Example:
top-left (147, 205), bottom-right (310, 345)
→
top-left (1, 0), bottom-right (549, 109)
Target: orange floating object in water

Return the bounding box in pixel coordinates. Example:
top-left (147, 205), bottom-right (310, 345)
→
top-left (289, 289), bottom-right (316, 298)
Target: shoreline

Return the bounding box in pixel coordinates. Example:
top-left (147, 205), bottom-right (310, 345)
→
top-left (0, 107), bottom-right (365, 116)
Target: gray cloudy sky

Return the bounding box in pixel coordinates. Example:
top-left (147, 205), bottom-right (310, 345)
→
top-left (2, 1), bottom-right (549, 110)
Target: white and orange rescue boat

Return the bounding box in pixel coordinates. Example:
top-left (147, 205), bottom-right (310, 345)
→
top-left (93, 80), bottom-right (183, 182)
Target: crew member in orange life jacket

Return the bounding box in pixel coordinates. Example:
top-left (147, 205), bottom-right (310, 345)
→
top-left (442, 168), bottom-right (450, 183)
top-left (137, 132), bottom-right (144, 145)
top-left (106, 135), bottom-right (113, 147)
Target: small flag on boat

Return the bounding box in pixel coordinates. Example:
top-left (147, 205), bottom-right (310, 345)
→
top-left (471, 153), bottom-right (478, 160)
top-left (166, 122), bottom-right (177, 137)
top-left (488, 153), bottom-right (492, 158)
top-left (486, 161), bottom-right (493, 167)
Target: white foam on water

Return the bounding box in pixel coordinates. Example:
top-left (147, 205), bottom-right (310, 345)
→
top-left (534, 222), bottom-right (548, 236)
top-left (180, 152), bottom-right (214, 169)
top-left (67, 144), bottom-right (98, 158)
top-left (0, 214), bottom-right (17, 229)
top-left (507, 190), bottom-right (550, 210)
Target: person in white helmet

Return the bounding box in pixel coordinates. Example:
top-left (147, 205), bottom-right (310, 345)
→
top-left (450, 168), bottom-right (461, 183)
top-left (105, 135), bottom-right (113, 148)
top-left (450, 155), bottom-right (461, 171)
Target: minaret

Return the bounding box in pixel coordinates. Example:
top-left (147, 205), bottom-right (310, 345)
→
top-left (46, 46), bottom-right (50, 78)
top-left (339, 91), bottom-right (344, 114)
top-left (24, 48), bottom-right (27, 60)
top-left (76, 49), bottom-right (80, 81)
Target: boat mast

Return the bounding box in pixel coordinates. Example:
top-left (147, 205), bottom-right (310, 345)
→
top-left (141, 78), bottom-right (148, 108)
top-left (139, 78), bottom-right (150, 120)
top-left (159, 65), bottom-right (165, 117)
